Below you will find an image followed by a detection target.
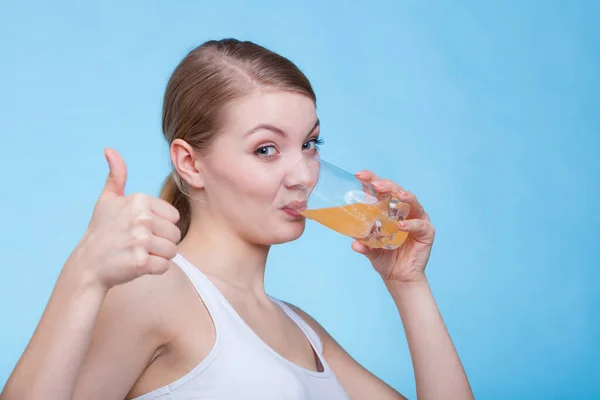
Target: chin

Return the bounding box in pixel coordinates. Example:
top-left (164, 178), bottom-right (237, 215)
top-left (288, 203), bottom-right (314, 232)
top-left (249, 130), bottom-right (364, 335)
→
top-left (262, 219), bottom-right (307, 245)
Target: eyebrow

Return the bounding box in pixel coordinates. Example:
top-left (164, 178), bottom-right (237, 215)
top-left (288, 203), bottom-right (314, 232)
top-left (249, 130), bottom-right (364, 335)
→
top-left (244, 119), bottom-right (320, 138)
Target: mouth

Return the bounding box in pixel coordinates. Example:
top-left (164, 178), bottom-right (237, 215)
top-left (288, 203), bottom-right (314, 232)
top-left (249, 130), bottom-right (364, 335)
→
top-left (281, 200), bottom-right (307, 218)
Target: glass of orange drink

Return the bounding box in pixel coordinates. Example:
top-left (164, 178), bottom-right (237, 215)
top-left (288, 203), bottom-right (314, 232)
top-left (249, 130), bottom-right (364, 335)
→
top-left (282, 156), bottom-right (411, 250)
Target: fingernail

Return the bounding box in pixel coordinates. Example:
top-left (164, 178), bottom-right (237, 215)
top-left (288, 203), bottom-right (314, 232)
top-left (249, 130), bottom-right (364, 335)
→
top-left (398, 190), bottom-right (406, 196)
top-left (372, 181), bottom-right (384, 190)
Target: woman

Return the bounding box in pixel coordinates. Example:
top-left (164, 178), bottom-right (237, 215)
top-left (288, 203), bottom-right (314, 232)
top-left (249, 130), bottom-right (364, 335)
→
top-left (1, 39), bottom-right (473, 400)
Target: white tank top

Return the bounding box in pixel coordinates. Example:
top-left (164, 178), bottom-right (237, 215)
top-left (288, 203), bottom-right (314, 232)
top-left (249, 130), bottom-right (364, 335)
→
top-left (132, 253), bottom-right (349, 400)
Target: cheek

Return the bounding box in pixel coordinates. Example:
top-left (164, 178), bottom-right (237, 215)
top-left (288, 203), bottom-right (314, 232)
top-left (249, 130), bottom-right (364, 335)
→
top-left (209, 161), bottom-right (282, 208)
top-left (234, 159), bottom-right (284, 196)
top-left (242, 171), bottom-right (281, 201)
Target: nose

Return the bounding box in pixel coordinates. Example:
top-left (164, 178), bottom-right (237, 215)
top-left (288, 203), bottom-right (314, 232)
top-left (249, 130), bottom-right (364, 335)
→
top-left (284, 156), bottom-right (319, 190)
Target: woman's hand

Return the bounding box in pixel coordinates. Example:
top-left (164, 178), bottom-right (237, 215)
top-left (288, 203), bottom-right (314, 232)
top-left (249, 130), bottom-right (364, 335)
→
top-left (0, 148), bottom-right (183, 400)
top-left (351, 172), bottom-right (473, 400)
top-left (351, 170), bottom-right (435, 283)
top-left (68, 148), bottom-right (181, 291)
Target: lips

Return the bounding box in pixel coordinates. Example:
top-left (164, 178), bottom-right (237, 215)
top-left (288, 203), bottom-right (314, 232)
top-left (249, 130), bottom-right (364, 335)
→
top-left (281, 200), bottom-right (307, 218)
top-left (283, 200), bottom-right (308, 212)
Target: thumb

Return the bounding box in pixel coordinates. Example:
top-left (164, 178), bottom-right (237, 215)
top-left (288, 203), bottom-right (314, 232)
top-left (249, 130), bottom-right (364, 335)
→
top-left (351, 240), bottom-right (382, 261)
top-left (100, 148), bottom-right (127, 198)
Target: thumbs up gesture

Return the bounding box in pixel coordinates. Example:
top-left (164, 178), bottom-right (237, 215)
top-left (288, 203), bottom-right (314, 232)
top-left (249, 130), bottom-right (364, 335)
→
top-left (70, 149), bottom-right (181, 290)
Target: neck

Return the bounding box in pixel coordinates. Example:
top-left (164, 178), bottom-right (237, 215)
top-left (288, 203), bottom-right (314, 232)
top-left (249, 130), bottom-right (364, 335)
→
top-left (176, 217), bottom-right (271, 298)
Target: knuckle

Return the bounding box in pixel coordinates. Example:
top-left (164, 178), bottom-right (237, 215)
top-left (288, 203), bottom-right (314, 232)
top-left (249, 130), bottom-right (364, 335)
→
top-left (383, 180), bottom-right (397, 190)
top-left (129, 192), bottom-right (146, 203)
top-left (132, 211), bottom-right (153, 227)
top-left (131, 226), bottom-right (151, 247)
top-left (132, 248), bottom-right (149, 268)
top-left (135, 262), bottom-right (150, 277)
top-left (129, 193), bottom-right (151, 211)
top-left (422, 220), bottom-right (434, 235)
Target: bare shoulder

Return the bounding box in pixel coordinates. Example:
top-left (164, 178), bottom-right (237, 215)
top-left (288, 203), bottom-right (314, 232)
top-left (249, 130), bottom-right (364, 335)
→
top-left (95, 258), bottom-right (213, 352)
top-left (99, 261), bottom-right (187, 331)
top-left (72, 261), bottom-right (204, 400)
top-left (282, 301), bottom-right (406, 400)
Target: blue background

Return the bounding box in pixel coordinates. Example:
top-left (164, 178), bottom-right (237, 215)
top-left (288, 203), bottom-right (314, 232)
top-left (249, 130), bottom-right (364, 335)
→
top-left (1, 1), bottom-right (598, 398)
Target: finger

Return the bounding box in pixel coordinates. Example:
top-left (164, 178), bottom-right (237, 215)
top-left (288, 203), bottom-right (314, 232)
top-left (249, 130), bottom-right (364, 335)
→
top-left (151, 216), bottom-right (181, 244)
top-left (101, 148), bottom-right (127, 198)
top-left (150, 197), bottom-right (180, 224)
top-left (396, 189), bottom-right (430, 221)
top-left (371, 179), bottom-right (404, 195)
top-left (354, 170), bottom-right (381, 183)
top-left (351, 241), bottom-right (386, 266)
top-left (351, 240), bottom-right (371, 255)
top-left (143, 255), bottom-right (172, 275)
top-left (135, 254), bottom-right (172, 277)
top-left (355, 170), bottom-right (389, 201)
top-left (356, 172), bottom-right (408, 203)
top-left (147, 235), bottom-right (178, 260)
top-left (363, 178), bottom-right (414, 221)
top-left (398, 219), bottom-right (435, 243)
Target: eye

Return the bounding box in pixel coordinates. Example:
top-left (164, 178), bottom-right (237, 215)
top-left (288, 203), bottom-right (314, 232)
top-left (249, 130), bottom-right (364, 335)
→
top-left (303, 138), bottom-right (324, 151)
top-left (254, 145), bottom-right (278, 158)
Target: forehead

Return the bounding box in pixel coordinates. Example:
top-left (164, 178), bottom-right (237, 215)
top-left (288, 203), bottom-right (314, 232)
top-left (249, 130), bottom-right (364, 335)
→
top-left (222, 90), bottom-right (317, 135)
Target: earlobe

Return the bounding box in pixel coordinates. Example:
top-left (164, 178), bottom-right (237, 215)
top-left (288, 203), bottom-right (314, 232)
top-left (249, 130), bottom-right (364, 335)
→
top-left (170, 139), bottom-right (204, 189)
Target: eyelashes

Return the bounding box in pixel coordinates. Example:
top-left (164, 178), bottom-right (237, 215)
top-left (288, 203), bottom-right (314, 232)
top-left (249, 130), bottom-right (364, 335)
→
top-left (313, 138), bottom-right (325, 147)
top-left (254, 137), bottom-right (324, 159)
top-left (255, 145), bottom-right (277, 157)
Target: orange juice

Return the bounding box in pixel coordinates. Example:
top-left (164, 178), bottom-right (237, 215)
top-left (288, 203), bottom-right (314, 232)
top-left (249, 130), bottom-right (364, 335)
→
top-left (300, 200), bottom-right (409, 249)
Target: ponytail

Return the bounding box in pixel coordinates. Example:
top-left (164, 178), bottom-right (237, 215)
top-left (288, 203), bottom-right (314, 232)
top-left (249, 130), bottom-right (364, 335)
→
top-left (159, 173), bottom-right (191, 241)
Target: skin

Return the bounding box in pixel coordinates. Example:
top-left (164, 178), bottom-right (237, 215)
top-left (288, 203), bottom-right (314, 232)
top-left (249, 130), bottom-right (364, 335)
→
top-left (1, 90), bottom-right (473, 400)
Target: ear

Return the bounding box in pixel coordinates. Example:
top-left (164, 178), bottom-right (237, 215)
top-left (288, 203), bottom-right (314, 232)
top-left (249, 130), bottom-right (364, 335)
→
top-left (171, 138), bottom-right (204, 189)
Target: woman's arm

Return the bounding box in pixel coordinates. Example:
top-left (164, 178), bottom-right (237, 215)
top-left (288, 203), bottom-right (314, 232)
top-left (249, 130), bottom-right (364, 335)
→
top-left (1, 149), bottom-right (180, 400)
top-left (289, 287), bottom-right (471, 400)
top-left (386, 278), bottom-right (473, 399)
top-left (1, 257), bottom-right (176, 400)
top-left (1, 258), bottom-right (107, 400)
top-left (336, 170), bottom-right (473, 399)
top-left (289, 170), bottom-right (472, 399)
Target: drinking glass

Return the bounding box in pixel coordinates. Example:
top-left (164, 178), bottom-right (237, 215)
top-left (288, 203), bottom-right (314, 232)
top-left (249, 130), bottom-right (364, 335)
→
top-left (282, 156), bottom-right (410, 250)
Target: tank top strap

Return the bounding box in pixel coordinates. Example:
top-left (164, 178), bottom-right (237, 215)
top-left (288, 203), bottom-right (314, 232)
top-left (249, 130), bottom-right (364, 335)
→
top-left (171, 253), bottom-right (226, 325)
top-left (271, 298), bottom-right (324, 355)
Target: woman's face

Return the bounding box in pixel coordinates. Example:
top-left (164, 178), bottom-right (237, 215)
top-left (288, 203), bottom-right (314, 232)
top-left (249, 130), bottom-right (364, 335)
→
top-left (199, 90), bottom-right (321, 245)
